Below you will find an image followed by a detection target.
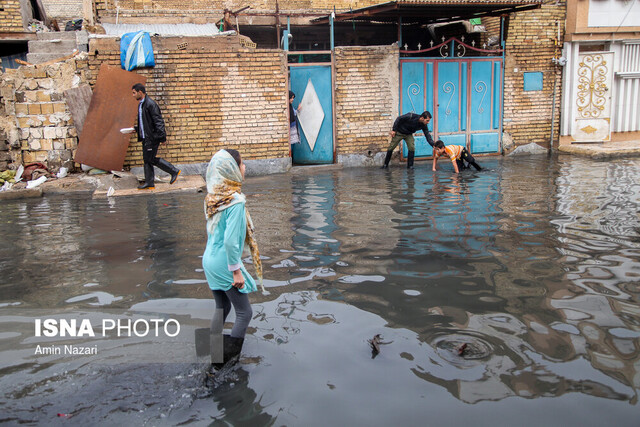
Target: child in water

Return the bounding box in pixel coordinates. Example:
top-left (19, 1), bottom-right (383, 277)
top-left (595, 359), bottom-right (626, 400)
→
top-left (432, 140), bottom-right (482, 173)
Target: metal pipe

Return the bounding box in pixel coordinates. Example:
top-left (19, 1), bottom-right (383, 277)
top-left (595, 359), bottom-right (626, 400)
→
top-left (275, 1), bottom-right (281, 47)
top-left (330, 8), bottom-right (334, 50)
top-left (284, 16), bottom-right (290, 50)
top-left (500, 15), bottom-right (505, 153)
top-left (550, 68), bottom-right (557, 149)
top-left (550, 20), bottom-right (560, 149)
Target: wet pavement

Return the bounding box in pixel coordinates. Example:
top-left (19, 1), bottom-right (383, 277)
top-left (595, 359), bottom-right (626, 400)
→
top-left (1, 154), bottom-right (639, 425)
top-left (558, 139), bottom-right (640, 158)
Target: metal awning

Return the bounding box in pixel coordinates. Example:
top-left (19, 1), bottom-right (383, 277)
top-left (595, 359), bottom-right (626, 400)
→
top-left (312, 0), bottom-right (543, 25)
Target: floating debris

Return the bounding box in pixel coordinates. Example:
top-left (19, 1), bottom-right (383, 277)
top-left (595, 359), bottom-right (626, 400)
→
top-left (369, 334), bottom-right (382, 354)
top-left (457, 343), bottom-right (468, 356)
top-left (433, 333), bottom-right (493, 366)
top-left (368, 334), bottom-right (392, 359)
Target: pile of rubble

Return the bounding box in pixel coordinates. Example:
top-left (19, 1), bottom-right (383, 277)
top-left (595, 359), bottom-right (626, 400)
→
top-left (0, 52), bottom-right (91, 175)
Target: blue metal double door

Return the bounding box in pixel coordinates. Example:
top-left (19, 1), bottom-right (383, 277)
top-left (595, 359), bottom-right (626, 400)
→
top-left (289, 65), bottom-right (334, 165)
top-left (400, 58), bottom-right (502, 158)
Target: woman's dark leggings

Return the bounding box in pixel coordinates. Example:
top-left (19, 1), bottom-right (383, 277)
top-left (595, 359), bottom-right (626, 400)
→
top-left (211, 287), bottom-right (253, 338)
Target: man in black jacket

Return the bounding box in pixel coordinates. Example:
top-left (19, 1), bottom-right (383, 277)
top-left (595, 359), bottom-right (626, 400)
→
top-left (132, 83), bottom-right (180, 190)
top-left (381, 111), bottom-right (435, 169)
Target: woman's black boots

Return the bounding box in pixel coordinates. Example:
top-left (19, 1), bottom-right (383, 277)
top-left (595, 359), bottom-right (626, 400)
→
top-left (211, 334), bottom-right (244, 370)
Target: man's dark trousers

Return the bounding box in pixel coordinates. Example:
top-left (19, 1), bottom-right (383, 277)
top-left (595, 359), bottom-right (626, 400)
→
top-left (142, 138), bottom-right (179, 185)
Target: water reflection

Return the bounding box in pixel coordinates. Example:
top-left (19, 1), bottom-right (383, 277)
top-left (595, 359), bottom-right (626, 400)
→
top-left (550, 158), bottom-right (640, 400)
top-left (291, 173), bottom-right (340, 267)
top-left (1, 156), bottom-right (639, 424)
top-left (142, 197), bottom-right (180, 299)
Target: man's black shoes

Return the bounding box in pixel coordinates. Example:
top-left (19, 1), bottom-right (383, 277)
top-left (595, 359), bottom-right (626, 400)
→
top-left (170, 170), bottom-right (181, 185)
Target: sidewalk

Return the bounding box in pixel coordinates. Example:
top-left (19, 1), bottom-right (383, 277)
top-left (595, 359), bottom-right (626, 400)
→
top-left (93, 175), bottom-right (205, 198)
top-left (0, 171), bottom-right (205, 200)
top-left (557, 140), bottom-right (640, 159)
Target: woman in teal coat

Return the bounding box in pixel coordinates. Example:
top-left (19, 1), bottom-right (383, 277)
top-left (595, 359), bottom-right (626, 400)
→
top-left (202, 149), bottom-right (263, 369)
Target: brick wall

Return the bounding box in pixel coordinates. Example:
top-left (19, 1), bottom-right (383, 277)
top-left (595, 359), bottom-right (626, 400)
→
top-left (0, 0), bottom-right (24, 32)
top-left (482, 16), bottom-right (501, 40)
top-left (92, 0), bottom-right (386, 24)
top-left (96, 0), bottom-right (382, 13)
top-left (4, 37), bottom-right (402, 173)
top-left (42, 0), bottom-right (84, 20)
top-left (1, 56), bottom-right (91, 171)
top-left (334, 45), bottom-right (398, 156)
top-left (87, 35), bottom-right (289, 168)
top-left (484, 3), bottom-right (565, 149)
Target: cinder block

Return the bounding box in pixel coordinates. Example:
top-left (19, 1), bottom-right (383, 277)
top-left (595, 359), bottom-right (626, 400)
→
top-left (28, 39), bottom-right (78, 54)
top-left (36, 31), bottom-right (78, 41)
top-left (26, 53), bottom-right (69, 64)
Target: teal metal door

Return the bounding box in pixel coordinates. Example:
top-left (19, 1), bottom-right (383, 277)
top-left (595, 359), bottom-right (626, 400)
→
top-left (290, 65), bottom-right (334, 164)
top-left (400, 57), bottom-right (502, 157)
top-left (437, 61), bottom-right (467, 148)
top-left (468, 60), bottom-right (502, 153)
top-left (400, 61), bottom-right (435, 157)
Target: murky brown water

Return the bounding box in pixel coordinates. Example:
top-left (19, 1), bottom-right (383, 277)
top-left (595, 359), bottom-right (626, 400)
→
top-left (1, 154), bottom-right (639, 425)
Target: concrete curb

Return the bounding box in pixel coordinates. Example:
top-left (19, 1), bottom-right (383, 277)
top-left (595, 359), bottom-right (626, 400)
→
top-left (129, 157), bottom-right (292, 179)
top-left (93, 175), bottom-right (206, 198)
top-left (557, 145), bottom-right (640, 159)
top-left (0, 188), bottom-right (43, 200)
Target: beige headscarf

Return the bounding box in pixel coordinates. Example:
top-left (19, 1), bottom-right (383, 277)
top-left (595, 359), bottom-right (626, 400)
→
top-left (204, 149), bottom-right (264, 292)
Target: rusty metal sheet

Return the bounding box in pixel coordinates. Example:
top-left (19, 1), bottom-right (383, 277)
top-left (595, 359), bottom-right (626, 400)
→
top-left (74, 64), bottom-right (145, 171)
top-left (63, 84), bottom-right (92, 135)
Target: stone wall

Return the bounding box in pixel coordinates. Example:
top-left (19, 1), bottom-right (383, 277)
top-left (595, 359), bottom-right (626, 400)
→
top-left (484, 3), bottom-right (566, 149)
top-left (0, 55), bottom-right (91, 172)
top-left (87, 35), bottom-right (289, 168)
top-left (334, 45), bottom-right (398, 158)
top-left (0, 0), bottom-right (25, 32)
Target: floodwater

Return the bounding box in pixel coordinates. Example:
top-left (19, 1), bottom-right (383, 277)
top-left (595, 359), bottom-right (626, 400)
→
top-left (1, 154), bottom-right (640, 426)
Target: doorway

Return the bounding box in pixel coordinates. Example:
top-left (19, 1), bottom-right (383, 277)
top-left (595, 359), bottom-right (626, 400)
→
top-left (289, 64), bottom-right (334, 165)
top-left (400, 56), bottom-right (503, 158)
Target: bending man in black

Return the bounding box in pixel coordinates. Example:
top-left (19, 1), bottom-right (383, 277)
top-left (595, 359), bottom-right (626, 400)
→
top-left (132, 83), bottom-right (180, 190)
top-left (381, 111), bottom-right (434, 170)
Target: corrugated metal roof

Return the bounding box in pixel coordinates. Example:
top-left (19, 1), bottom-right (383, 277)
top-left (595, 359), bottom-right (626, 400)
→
top-left (397, 0), bottom-right (542, 3)
top-left (101, 23), bottom-right (224, 37)
top-left (313, 0), bottom-right (543, 24)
